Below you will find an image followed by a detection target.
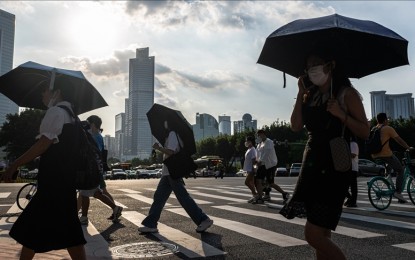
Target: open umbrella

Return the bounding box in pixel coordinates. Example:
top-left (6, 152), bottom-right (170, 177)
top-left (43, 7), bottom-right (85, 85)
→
top-left (257, 13), bottom-right (409, 79)
top-left (0, 61), bottom-right (108, 115)
top-left (146, 103), bottom-right (196, 155)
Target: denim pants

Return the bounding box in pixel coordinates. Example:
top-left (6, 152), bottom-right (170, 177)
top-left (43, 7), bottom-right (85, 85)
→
top-left (141, 175), bottom-right (208, 228)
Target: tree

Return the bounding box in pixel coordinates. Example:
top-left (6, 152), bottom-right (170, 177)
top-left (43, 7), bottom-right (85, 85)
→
top-left (0, 109), bottom-right (45, 168)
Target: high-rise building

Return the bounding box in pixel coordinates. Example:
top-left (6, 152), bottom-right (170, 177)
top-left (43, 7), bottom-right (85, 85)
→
top-left (370, 91), bottom-right (414, 120)
top-left (114, 113), bottom-right (125, 160)
top-left (0, 10), bottom-right (19, 127)
top-left (103, 135), bottom-right (116, 159)
top-left (123, 48), bottom-right (154, 160)
top-left (193, 113), bottom-right (219, 142)
top-left (233, 113), bottom-right (257, 134)
top-left (218, 115), bottom-right (231, 135)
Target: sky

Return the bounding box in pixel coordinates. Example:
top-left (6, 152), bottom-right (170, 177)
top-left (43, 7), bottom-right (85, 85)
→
top-left (0, 1), bottom-right (414, 137)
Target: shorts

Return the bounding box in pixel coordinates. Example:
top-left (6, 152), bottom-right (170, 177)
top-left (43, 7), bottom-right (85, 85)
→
top-left (255, 165), bottom-right (276, 183)
top-left (79, 186), bottom-right (102, 197)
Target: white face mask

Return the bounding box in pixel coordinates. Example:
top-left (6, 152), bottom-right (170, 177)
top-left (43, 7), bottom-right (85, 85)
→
top-left (307, 65), bottom-right (329, 86)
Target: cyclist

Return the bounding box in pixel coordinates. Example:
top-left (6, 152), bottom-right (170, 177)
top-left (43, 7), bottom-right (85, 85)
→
top-left (371, 113), bottom-right (413, 202)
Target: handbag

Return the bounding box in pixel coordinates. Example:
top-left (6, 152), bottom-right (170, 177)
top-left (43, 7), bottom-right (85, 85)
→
top-left (329, 123), bottom-right (351, 172)
top-left (163, 133), bottom-right (197, 180)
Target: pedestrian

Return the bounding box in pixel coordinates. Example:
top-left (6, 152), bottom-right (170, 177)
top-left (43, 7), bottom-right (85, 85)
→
top-left (371, 112), bottom-right (413, 202)
top-left (344, 137), bottom-right (359, 207)
top-left (285, 49), bottom-right (369, 260)
top-left (1, 79), bottom-right (86, 259)
top-left (244, 136), bottom-right (258, 203)
top-left (77, 115), bottom-right (122, 224)
top-left (137, 120), bottom-right (213, 233)
top-left (252, 129), bottom-right (289, 204)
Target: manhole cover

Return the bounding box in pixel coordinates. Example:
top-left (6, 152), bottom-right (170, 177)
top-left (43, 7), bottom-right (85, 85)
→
top-left (111, 242), bottom-right (179, 258)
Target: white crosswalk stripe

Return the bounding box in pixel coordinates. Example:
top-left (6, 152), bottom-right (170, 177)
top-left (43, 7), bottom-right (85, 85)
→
top-left (0, 193), bottom-right (11, 199)
top-left (167, 207), bottom-right (308, 247)
top-left (122, 211), bottom-right (226, 258)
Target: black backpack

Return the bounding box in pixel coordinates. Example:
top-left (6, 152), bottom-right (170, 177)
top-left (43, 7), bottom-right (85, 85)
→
top-left (365, 125), bottom-right (388, 155)
top-left (59, 106), bottom-right (103, 190)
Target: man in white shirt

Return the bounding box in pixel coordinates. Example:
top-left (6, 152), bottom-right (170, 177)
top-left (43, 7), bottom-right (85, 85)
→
top-left (253, 130), bottom-right (289, 204)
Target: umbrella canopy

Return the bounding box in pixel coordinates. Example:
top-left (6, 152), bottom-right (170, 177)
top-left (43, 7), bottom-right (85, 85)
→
top-left (257, 13), bottom-right (409, 78)
top-left (0, 61), bottom-right (108, 115)
top-left (147, 103), bottom-right (196, 155)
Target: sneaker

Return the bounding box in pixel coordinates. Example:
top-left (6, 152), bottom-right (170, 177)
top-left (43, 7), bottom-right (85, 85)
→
top-left (138, 226), bottom-right (159, 233)
top-left (79, 216), bottom-right (88, 225)
top-left (346, 203), bottom-right (357, 208)
top-left (343, 199), bottom-right (350, 207)
top-left (247, 196), bottom-right (256, 203)
top-left (251, 197), bottom-right (264, 204)
top-left (263, 194), bottom-right (271, 201)
top-left (107, 214), bottom-right (114, 220)
top-left (196, 218), bottom-right (213, 233)
top-left (393, 192), bottom-right (407, 202)
top-left (282, 192), bottom-right (290, 203)
top-left (112, 206), bottom-right (123, 222)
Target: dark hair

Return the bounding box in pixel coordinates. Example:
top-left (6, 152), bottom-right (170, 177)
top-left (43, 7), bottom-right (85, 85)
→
top-left (246, 136), bottom-right (255, 144)
top-left (376, 113), bottom-right (387, 124)
top-left (257, 129), bottom-right (266, 135)
top-left (87, 115), bottom-right (102, 128)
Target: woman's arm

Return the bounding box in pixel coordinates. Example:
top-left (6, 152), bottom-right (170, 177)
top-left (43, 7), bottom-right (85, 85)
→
top-left (2, 136), bottom-right (54, 182)
top-left (327, 88), bottom-right (370, 139)
top-left (291, 77), bottom-right (306, 132)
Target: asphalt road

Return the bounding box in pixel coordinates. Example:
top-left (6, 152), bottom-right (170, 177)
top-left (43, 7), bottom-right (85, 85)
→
top-left (1, 176), bottom-right (415, 259)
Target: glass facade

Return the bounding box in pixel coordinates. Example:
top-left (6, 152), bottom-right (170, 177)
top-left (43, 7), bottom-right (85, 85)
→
top-left (0, 10), bottom-right (19, 128)
top-left (124, 48), bottom-right (154, 159)
top-left (370, 91), bottom-right (414, 120)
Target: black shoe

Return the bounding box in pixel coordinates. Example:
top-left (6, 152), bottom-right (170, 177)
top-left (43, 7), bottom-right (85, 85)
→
top-left (343, 199), bottom-right (350, 206)
top-left (346, 203), bottom-right (357, 208)
top-left (282, 192), bottom-right (290, 203)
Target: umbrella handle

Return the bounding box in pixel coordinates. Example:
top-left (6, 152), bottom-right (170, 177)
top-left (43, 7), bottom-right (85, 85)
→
top-left (49, 68), bottom-right (57, 90)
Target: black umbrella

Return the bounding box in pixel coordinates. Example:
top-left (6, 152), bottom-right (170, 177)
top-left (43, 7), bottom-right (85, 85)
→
top-left (146, 103), bottom-right (196, 155)
top-left (0, 61), bottom-right (108, 115)
top-left (257, 13), bottom-right (409, 79)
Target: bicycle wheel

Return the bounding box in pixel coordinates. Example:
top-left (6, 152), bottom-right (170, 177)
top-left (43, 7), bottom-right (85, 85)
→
top-left (407, 176), bottom-right (415, 205)
top-left (367, 177), bottom-right (392, 210)
top-left (16, 183), bottom-right (37, 210)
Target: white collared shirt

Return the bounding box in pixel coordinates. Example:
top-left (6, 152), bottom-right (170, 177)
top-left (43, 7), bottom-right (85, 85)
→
top-left (256, 138), bottom-right (278, 169)
top-left (37, 101), bottom-right (74, 143)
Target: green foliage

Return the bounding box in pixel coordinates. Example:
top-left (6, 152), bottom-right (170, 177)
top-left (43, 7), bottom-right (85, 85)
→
top-left (0, 109), bottom-right (45, 164)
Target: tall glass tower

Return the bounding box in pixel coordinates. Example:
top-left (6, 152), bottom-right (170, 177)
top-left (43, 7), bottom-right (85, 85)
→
top-left (124, 48), bottom-right (154, 159)
top-left (0, 9), bottom-right (19, 127)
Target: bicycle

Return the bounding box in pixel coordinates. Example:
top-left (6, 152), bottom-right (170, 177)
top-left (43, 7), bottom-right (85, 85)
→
top-left (367, 149), bottom-right (415, 210)
top-left (16, 180), bottom-right (37, 211)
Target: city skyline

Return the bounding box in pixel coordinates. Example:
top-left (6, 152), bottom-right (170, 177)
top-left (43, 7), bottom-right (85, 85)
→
top-left (0, 1), bottom-right (414, 137)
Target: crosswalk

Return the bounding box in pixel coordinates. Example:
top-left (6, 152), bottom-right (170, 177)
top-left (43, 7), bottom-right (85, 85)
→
top-left (1, 182), bottom-right (415, 259)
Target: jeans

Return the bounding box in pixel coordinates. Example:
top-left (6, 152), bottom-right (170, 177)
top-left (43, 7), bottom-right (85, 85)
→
top-left (141, 175), bottom-right (208, 228)
top-left (377, 155), bottom-right (404, 193)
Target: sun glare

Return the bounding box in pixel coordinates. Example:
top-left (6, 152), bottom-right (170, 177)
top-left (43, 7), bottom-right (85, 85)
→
top-left (64, 6), bottom-right (119, 56)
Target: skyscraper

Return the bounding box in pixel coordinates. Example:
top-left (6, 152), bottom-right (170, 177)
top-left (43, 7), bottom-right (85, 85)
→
top-left (193, 113), bottom-right (219, 142)
top-left (114, 112), bottom-right (125, 160)
top-left (218, 115), bottom-right (231, 135)
top-left (0, 10), bottom-right (19, 127)
top-left (124, 48), bottom-right (154, 160)
top-left (233, 113), bottom-right (257, 134)
top-left (370, 91), bottom-right (414, 120)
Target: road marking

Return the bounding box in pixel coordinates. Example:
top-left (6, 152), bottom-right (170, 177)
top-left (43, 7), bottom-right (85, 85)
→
top-left (214, 205), bottom-right (384, 239)
top-left (117, 189), bottom-right (141, 194)
top-left (126, 194), bottom-right (172, 206)
top-left (122, 211), bottom-right (226, 258)
top-left (0, 204), bottom-right (13, 207)
top-left (82, 221), bottom-right (113, 258)
top-left (144, 188), bottom-right (211, 204)
top-left (0, 203), bottom-right (21, 242)
top-left (392, 242), bottom-right (415, 252)
top-left (167, 208), bottom-right (308, 247)
top-left (0, 193), bottom-right (10, 199)
top-left (188, 192), bottom-right (247, 203)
